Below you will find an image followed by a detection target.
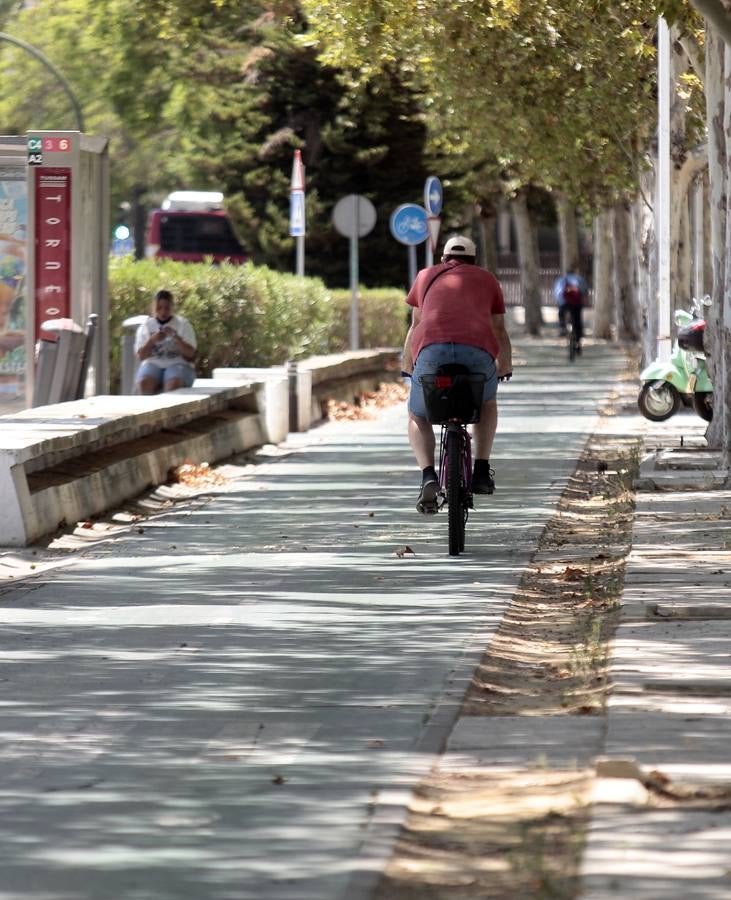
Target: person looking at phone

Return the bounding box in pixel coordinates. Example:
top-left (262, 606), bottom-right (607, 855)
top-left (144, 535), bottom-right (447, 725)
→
top-left (135, 289), bottom-right (197, 394)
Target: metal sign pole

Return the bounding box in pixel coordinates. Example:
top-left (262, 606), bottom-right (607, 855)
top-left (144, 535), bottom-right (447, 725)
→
top-left (296, 235), bottom-right (304, 278)
top-left (290, 150), bottom-right (306, 277)
top-left (350, 232), bottom-right (359, 350)
top-left (333, 194), bottom-right (377, 350)
top-left (350, 195), bottom-right (359, 350)
top-left (408, 246), bottom-right (417, 285)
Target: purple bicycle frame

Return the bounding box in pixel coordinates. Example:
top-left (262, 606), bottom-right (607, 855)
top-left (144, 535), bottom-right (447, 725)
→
top-left (438, 423), bottom-right (474, 497)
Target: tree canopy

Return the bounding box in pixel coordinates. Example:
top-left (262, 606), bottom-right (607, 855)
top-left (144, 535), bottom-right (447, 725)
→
top-left (302, 0), bottom-right (674, 209)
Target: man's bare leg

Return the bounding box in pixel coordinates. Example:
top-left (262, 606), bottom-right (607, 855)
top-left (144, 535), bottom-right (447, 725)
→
top-left (472, 398), bottom-right (498, 493)
top-left (408, 412), bottom-right (435, 469)
top-left (472, 398), bottom-right (497, 460)
top-left (408, 412), bottom-right (440, 512)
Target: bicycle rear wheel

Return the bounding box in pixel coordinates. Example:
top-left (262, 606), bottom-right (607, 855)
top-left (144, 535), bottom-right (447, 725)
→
top-left (568, 321), bottom-right (577, 362)
top-left (447, 430), bottom-right (465, 556)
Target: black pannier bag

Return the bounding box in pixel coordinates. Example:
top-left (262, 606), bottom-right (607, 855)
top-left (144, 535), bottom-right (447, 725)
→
top-left (420, 364), bottom-right (487, 424)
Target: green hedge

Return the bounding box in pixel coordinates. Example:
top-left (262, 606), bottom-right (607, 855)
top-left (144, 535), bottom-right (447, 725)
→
top-left (327, 288), bottom-right (409, 353)
top-left (108, 258), bottom-right (407, 389)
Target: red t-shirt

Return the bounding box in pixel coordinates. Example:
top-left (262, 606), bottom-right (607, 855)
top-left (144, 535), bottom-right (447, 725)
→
top-left (406, 260), bottom-right (506, 361)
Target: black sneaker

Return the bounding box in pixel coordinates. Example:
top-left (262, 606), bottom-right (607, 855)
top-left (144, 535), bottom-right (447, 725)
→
top-left (472, 467), bottom-right (495, 495)
top-left (416, 478), bottom-right (439, 514)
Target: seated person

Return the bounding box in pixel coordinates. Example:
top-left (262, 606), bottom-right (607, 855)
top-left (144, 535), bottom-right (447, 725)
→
top-left (135, 289), bottom-right (196, 394)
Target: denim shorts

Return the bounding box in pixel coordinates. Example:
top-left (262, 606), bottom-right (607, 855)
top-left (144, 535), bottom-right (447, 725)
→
top-left (408, 343), bottom-right (497, 419)
top-left (136, 360), bottom-right (196, 390)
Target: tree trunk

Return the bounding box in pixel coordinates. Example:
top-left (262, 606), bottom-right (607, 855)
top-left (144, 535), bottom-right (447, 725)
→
top-left (721, 37), bottom-right (731, 466)
top-left (635, 165), bottom-right (658, 366)
top-left (132, 185), bottom-right (147, 260)
top-left (612, 202), bottom-right (640, 341)
top-left (677, 189), bottom-right (693, 304)
top-left (670, 147), bottom-right (709, 307)
top-left (592, 210), bottom-right (614, 339)
top-left (555, 192), bottom-right (580, 272)
top-left (473, 202), bottom-right (498, 272)
top-left (511, 190), bottom-right (543, 335)
top-left (703, 25), bottom-right (727, 451)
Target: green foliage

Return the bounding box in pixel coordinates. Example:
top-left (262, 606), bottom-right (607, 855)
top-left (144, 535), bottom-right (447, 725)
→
top-left (303, 0), bottom-right (663, 209)
top-left (108, 256), bottom-right (335, 388)
top-left (185, 12), bottom-right (434, 288)
top-left (108, 258), bottom-right (403, 389)
top-left (326, 287), bottom-right (408, 351)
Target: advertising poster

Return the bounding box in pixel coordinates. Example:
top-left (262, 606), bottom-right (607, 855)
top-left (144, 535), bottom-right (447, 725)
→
top-left (0, 167), bottom-right (27, 399)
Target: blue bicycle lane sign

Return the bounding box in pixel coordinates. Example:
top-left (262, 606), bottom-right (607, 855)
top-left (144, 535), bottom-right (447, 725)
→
top-left (389, 203), bottom-right (428, 246)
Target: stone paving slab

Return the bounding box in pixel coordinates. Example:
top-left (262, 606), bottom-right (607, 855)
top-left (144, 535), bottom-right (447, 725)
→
top-left (441, 715), bottom-right (604, 770)
top-left (581, 810), bottom-right (731, 899)
top-left (651, 602), bottom-right (731, 619)
top-left (581, 453), bottom-right (731, 898)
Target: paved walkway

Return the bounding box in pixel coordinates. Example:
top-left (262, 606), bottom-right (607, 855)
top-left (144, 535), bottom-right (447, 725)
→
top-left (6, 339), bottom-right (731, 899)
top-left (0, 337), bottom-right (628, 900)
top-left (581, 416), bottom-right (731, 899)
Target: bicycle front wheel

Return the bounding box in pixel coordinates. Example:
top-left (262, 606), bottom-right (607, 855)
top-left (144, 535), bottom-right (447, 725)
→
top-left (447, 430), bottom-right (464, 556)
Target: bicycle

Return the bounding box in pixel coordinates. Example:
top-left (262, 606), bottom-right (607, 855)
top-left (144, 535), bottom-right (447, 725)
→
top-left (418, 364), bottom-right (487, 556)
top-left (567, 316), bottom-right (578, 362)
top-left (565, 304), bottom-right (582, 362)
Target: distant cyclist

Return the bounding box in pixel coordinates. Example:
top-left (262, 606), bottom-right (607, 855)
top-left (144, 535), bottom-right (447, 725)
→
top-left (554, 266), bottom-right (589, 353)
top-left (402, 235), bottom-right (512, 514)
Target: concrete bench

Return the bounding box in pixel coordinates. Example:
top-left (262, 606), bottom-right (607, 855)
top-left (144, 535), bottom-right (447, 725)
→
top-left (0, 350), bottom-right (399, 546)
top-left (0, 380), bottom-right (272, 546)
top-left (214, 349), bottom-right (400, 432)
top-left (301, 349), bottom-right (400, 420)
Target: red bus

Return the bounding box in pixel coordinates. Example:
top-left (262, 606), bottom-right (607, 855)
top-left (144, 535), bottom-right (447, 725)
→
top-left (145, 192), bottom-right (246, 264)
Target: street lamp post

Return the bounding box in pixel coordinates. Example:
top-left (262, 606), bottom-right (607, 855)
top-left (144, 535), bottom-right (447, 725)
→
top-left (0, 32), bottom-right (85, 132)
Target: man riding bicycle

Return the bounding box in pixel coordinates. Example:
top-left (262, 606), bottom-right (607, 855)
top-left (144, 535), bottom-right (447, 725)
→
top-left (402, 235), bottom-right (513, 514)
top-left (554, 266), bottom-right (588, 353)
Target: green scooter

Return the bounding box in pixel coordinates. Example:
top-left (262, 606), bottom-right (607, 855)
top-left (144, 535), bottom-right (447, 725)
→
top-left (637, 296), bottom-right (713, 422)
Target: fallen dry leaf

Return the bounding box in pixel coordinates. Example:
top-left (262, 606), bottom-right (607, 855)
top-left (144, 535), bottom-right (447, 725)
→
top-left (562, 566), bottom-right (587, 580)
top-left (394, 546), bottom-right (416, 558)
top-left (169, 461), bottom-right (228, 487)
top-left (367, 739), bottom-right (385, 749)
top-left (326, 381), bottom-right (409, 421)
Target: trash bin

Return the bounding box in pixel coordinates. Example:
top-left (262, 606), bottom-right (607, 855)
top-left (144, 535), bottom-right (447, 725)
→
top-left (32, 315), bottom-right (97, 407)
top-left (121, 315), bottom-right (148, 394)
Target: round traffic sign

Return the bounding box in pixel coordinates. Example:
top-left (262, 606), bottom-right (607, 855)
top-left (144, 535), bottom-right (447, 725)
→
top-left (424, 176), bottom-right (443, 216)
top-left (389, 204), bottom-right (428, 246)
top-left (332, 194), bottom-right (377, 239)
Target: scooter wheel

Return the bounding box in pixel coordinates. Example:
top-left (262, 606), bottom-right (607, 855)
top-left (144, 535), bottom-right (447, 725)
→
top-left (638, 382), bottom-right (681, 421)
top-left (692, 392), bottom-right (713, 422)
